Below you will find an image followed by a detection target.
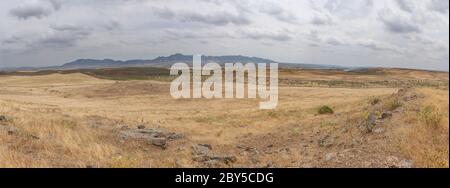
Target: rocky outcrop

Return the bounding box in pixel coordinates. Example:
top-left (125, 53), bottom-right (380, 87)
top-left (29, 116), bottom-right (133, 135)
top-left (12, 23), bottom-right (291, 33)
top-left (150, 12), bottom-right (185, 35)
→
top-left (191, 144), bottom-right (237, 167)
top-left (120, 125), bottom-right (184, 149)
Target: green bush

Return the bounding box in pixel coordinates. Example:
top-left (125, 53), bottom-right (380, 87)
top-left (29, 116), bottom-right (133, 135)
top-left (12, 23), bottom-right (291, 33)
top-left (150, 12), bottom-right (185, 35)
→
top-left (318, 105), bottom-right (334, 115)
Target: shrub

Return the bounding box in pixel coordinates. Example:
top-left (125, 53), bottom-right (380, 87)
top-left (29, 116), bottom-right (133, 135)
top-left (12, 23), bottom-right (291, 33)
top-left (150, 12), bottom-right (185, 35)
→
top-left (318, 105), bottom-right (334, 115)
top-left (385, 98), bottom-right (402, 111)
top-left (419, 105), bottom-right (442, 128)
top-left (369, 97), bottom-right (381, 105)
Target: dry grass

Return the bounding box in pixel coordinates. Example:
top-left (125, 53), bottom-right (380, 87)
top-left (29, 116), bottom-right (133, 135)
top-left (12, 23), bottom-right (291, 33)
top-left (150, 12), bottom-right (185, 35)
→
top-left (0, 68), bottom-right (448, 168)
top-left (397, 88), bottom-right (449, 168)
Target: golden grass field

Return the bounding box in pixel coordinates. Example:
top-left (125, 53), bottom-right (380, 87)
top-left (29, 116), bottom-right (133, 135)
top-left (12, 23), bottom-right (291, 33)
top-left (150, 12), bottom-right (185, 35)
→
top-left (0, 68), bottom-right (448, 168)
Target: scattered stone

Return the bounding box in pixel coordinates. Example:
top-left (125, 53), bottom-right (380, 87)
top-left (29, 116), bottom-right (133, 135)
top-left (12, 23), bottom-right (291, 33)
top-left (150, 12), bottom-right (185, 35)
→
top-left (192, 144), bottom-right (212, 156)
top-left (251, 156), bottom-right (260, 164)
top-left (278, 147), bottom-right (291, 154)
top-left (137, 125), bottom-right (146, 129)
top-left (300, 163), bottom-right (314, 168)
top-left (121, 128), bottom-right (163, 139)
top-left (166, 132), bottom-right (185, 140)
top-left (373, 128), bottom-right (385, 134)
top-left (237, 145), bottom-right (260, 164)
top-left (265, 160), bottom-right (274, 168)
top-left (403, 93), bottom-right (418, 101)
top-left (191, 144), bottom-right (236, 166)
top-left (149, 137), bottom-right (167, 149)
top-left (318, 135), bottom-right (334, 148)
top-left (399, 160), bottom-right (413, 168)
top-left (175, 160), bottom-right (183, 168)
top-left (0, 124), bottom-right (18, 135)
top-left (385, 156), bottom-right (413, 168)
top-left (325, 152), bottom-right (337, 161)
top-left (120, 127), bottom-right (183, 149)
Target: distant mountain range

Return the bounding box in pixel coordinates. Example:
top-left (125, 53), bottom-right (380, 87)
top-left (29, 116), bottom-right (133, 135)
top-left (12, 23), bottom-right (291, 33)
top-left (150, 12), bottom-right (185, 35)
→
top-left (1, 53), bottom-right (351, 71)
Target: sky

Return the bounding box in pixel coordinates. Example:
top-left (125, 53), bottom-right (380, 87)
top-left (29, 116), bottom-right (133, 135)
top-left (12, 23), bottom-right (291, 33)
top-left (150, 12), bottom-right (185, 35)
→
top-left (0, 0), bottom-right (448, 71)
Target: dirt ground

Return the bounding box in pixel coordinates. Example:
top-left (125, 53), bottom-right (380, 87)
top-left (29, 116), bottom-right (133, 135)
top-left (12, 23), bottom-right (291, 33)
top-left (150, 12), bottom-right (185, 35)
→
top-left (0, 69), bottom-right (448, 168)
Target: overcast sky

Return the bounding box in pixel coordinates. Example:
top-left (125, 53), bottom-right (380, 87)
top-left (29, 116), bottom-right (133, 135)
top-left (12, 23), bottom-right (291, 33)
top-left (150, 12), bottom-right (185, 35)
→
top-left (0, 0), bottom-right (448, 70)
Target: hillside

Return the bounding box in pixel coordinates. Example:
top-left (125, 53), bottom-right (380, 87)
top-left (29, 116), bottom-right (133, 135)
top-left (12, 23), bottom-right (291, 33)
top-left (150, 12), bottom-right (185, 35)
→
top-left (0, 54), bottom-right (351, 71)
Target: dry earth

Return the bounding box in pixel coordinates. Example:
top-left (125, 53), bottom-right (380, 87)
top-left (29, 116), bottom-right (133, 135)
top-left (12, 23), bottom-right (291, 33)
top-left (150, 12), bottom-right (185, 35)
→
top-left (0, 68), bottom-right (448, 168)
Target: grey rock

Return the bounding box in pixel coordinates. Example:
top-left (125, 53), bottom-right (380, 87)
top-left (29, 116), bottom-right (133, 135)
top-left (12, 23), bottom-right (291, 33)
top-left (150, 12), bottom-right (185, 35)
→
top-left (166, 132), bottom-right (185, 140)
top-left (318, 135), bottom-right (334, 148)
top-left (149, 137), bottom-right (167, 149)
top-left (121, 128), bottom-right (163, 139)
top-left (0, 124), bottom-right (18, 135)
top-left (120, 127), bottom-right (183, 149)
top-left (366, 112), bottom-right (377, 132)
top-left (192, 144), bottom-right (212, 156)
top-left (191, 144), bottom-right (236, 166)
top-left (325, 152), bottom-right (337, 161)
top-left (399, 160), bottom-right (413, 168)
top-left (373, 128), bottom-right (385, 134)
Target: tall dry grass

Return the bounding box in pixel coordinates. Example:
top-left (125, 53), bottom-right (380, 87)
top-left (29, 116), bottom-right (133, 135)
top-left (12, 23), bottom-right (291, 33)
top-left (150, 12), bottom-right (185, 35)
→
top-left (398, 88), bottom-right (449, 168)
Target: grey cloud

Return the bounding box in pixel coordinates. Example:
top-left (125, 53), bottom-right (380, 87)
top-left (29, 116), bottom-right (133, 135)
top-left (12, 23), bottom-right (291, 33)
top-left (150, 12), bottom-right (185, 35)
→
top-left (239, 29), bottom-right (292, 41)
top-left (305, 30), bottom-right (321, 42)
top-left (10, 4), bottom-right (52, 20)
top-left (50, 24), bottom-right (90, 32)
top-left (9, 0), bottom-right (62, 20)
top-left (102, 20), bottom-right (121, 31)
top-left (429, 0), bottom-right (449, 13)
top-left (1, 0), bottom-right (448, 70)
top-left (33, 25), bottom-right (92, 49)
top-left (378, 10), bottom-right (421, 33)
top-left (153, 7), bottom-right (176, 19)
top-left (259, 3), bottom-right (298, 24)
top-left (326, 37), bottom-right (346, 46)
top-left (2, 36), bottom-right (22, 44)
top-left (309, 43), bottom-right (320, 47)
top-left (357, 39), bottom-right (400, 53)
top-left (180, 11), bottom-right (251, 26)
top-left (153, 7), bottom-right (251, 26)
top-left (311, 13), bottom-right (333, 25)
top-left (1, 36), bottom-right (31, 53)
top-left (324, 0), bottom-right (374, 19)
top-left (164, 29), bottom-right (199, 40)
top-left (37, 34), bottom-right (88, 48)
top-left (48, 0), bottom-right (62, 10)
top-left (163, 29), bottom-right (235, 42)
top-left (395, 0), bottom-right (415, 13)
